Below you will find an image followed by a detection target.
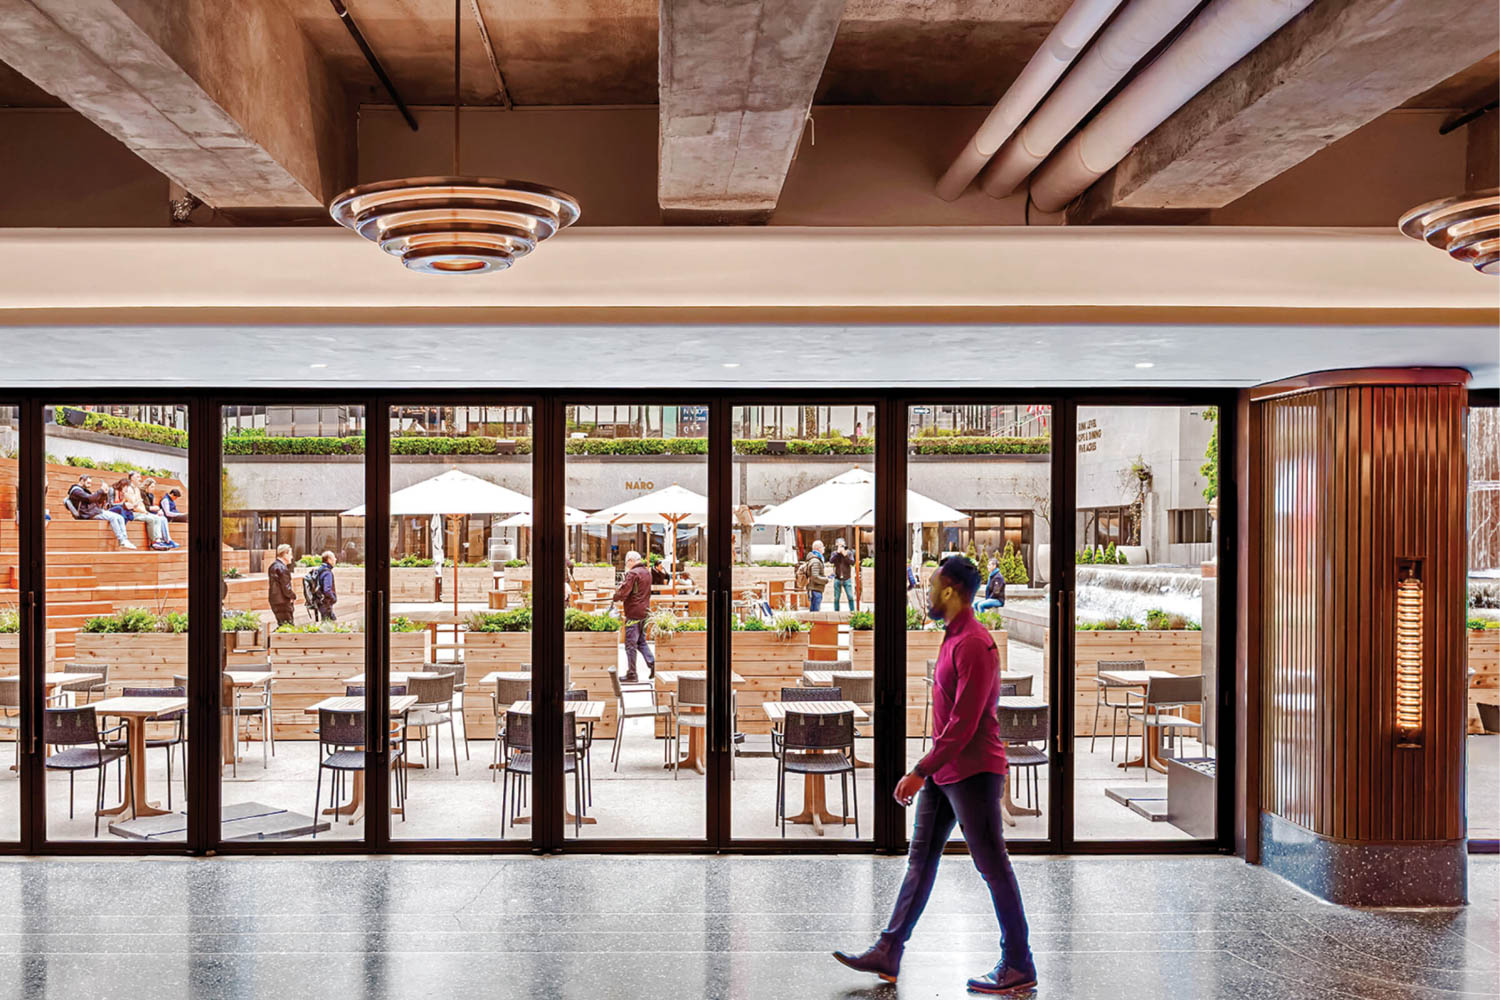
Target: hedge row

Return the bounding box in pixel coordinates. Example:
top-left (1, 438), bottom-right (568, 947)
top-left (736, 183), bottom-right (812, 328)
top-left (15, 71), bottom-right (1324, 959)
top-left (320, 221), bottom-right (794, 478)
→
top-left (59, 408), bottom-right (189, 450)
top-left (67, 418), bottom-right (1053, 458)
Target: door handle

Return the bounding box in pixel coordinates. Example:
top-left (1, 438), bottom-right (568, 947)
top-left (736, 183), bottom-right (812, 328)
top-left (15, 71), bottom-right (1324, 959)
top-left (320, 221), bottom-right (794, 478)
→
top-left (715, 589), bottom-right (731, 753)
top-left (1053, 588), bottom-right (1069, 750)
top-left (24, 590), bottom-right (38, 754)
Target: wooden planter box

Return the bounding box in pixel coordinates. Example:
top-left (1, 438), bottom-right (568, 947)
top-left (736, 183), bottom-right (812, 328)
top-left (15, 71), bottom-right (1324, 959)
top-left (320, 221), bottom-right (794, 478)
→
top-left (1051, 629), bottom-right (1204, 737)
top-left (462, 631), bottom-right (621, 737)
top-left (851, 629), bottom-right (1009, 734)
top-left (264, 630), bottom-right (427, 740)
top-left (73, 632), bottom-right (188, 690)
top-left (1469, 630), bottom-right (1500, 734)
top-left (0, 630), bottom-right (56, 673)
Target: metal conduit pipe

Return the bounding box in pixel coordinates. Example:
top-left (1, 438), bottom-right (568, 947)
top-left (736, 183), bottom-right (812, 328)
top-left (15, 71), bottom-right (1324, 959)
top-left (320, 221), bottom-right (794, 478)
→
top-left (934, 0), bottom-right (1123, 201)
top-left (1029, 0), bottom-right (1316, 213)
top-left (979, 0), bottom-right (1201, 200)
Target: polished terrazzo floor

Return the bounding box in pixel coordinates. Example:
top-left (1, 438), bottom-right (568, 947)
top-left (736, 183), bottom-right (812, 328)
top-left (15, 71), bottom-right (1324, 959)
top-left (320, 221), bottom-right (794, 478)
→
top-left (0, 854), bottom-right (1493, 999)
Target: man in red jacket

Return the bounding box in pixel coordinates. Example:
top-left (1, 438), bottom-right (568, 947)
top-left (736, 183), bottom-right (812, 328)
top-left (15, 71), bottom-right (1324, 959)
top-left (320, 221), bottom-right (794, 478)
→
top-left (833, 555), bottom-right (1035, 995)
top-left (610, 550), bottom-right (655, 683)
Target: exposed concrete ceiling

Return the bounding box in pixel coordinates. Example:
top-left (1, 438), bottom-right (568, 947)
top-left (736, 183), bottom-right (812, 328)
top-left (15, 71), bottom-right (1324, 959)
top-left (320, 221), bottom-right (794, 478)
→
top-left (275, 0), bottom-right (660, 106)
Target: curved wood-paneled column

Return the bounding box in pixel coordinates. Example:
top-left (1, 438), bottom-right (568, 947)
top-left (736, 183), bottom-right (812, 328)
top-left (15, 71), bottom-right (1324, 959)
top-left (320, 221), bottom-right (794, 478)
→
top-left (1252, 369), bottom-right (1469, 906)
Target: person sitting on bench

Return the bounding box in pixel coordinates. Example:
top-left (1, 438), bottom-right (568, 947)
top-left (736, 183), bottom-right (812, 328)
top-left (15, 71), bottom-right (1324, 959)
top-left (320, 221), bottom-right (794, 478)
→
top-left (65, 474), bottom-right (135, 549)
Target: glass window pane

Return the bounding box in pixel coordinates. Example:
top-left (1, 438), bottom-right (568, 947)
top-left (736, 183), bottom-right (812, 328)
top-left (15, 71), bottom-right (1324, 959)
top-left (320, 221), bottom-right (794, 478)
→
top-left (563, 403), bottom-right (708, 841)
top-left (1468, 404), bottom-right (1498, 841)
top-left (0, 404), bottom-right (19, 842)
top-left (221, 403), bottom-right (367, 842)
top-left (390, 405), bottom-right (533, 841)
top-left (907, 403), bottom-right (1052, 843)
top-left (732, 403), bottom-right (875, 841)
top-left (1072, 405), bottom-right (1218, 841)
top-left (46, 403), bottom-right (190, 842)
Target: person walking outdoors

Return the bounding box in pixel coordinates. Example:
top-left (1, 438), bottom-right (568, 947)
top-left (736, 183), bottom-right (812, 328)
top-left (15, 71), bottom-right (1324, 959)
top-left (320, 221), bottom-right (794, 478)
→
top-left (833, 555), bottom-right (1036, 995)
top-left (314, 550), bottom-right (339, 621)
top-left (267, 544), bottom-right (297, 627)
top-left (66, 474), bottom-right (135, 549)
top-left (610, 550), bottom-right (655, 683)
top-left (829, 537), bottom-right (856, 611)
top-left (804, 539), bottom-right (829, 612)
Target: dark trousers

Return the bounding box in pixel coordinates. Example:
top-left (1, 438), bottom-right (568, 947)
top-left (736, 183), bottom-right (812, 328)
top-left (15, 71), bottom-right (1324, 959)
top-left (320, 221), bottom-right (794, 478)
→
top-left (623, 621), bottom-right (654, 675)
top-left (271, 602), bottom-right (294, 627)
top-left (879, 771), bottom-right (1033, 975)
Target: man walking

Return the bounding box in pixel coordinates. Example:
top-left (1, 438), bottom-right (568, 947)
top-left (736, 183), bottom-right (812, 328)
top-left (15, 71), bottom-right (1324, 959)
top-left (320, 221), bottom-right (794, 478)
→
top-left (267, 544), bottom-right (296, 627)
top-left (829, 537), bottom-right (856, 611)
top-left (611, 550), bottom-right (655, 683)
top-left (833, 555), bottom-right (1036, 994)
top-left (805, 540), bottom-right (829, 612)
top-left (314, 550), bottom-right (339, 621)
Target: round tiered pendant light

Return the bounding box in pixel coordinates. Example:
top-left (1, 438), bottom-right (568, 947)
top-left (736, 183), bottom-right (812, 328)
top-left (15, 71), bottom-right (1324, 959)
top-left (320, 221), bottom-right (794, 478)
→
top-left (329, 0), bottom-right (579, 274)
top-left (1398, 188), bottom-right (1499, 276)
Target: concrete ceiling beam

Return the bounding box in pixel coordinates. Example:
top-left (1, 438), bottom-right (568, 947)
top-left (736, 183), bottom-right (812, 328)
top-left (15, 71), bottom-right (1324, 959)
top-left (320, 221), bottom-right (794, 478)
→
top-left (1070, 0), bottom-right (1500, 224)
top-left (0, 0), bottom-right (353, 211)
top-left (658, 0), bottom-right (846, 224)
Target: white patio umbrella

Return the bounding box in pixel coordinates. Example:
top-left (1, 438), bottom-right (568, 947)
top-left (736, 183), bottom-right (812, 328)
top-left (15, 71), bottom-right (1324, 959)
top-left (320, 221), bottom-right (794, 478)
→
top-left (585, 484), bottom-right (708, 593)
top-left (755, 468), bottom-right (965, 608)
top-left (342, 469), bottom-right (533, 615)
top-left (493, 504), bottom-right (589, 527)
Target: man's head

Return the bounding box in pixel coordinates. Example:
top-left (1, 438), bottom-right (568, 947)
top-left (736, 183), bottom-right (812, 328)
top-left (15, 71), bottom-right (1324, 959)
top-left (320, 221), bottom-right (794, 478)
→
top-left (128, 472), bottom-right (142, 484)
top-left (142, 478), bottom-right (156, 489)
top-left (624, 550), bottom-right (642, 569)
top-left (76, 474), bottom-right (92, 490)
top-left (321, 549), bottom-right (336, 566)
top-left (168, 489), bottom-right (181, 499)
top-left (834, 537), bottom-right (846, 551)
top-left (927, 555), bottom-right (981, 622)
top-left (276, 543), bottom-right (293, 562)
top-left (812, 540), bottom-right (825, 553)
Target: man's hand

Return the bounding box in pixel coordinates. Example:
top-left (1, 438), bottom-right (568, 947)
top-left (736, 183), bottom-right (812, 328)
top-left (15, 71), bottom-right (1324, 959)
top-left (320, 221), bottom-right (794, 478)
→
top-left (894, 771), bottom-right (924, 806)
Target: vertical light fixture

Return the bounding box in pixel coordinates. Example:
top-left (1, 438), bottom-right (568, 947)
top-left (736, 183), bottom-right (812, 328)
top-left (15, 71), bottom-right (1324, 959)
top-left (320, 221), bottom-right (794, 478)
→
top-left (329, 0), bottom-right (579, 274)
top-left (1394, 559), bottom-right (1424, 747)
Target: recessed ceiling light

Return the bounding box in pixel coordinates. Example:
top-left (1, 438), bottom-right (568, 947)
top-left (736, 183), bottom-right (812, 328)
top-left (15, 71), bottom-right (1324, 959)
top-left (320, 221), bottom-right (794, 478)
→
top-left (310, 363), bottom-right (328, 369)
top-left (1134, 362), bottom-right (1155, 369)
top-left (722, 362), bottom-right (740, 368)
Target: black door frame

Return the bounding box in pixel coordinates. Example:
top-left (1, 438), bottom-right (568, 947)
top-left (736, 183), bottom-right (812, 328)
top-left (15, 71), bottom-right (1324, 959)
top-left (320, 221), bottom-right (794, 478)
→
top-left (0, 386), bottom-right (1238, 858)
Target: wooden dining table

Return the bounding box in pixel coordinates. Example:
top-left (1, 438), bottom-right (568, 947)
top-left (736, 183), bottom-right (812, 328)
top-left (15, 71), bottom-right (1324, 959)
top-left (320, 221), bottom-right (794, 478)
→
top-left (90, 695), bottom-right (189, 820)
top-left (502, 700), bottom-right (605, 826)
top-left (341, 671), bottom-right (445, 687)
top-left (302, 695), bottom-right (417, 825)
top-left (653, 670), bottom-right (744, 774)
top-left (1096, 669), bottom-right (1180, 774)
top-left (762, 700), bottom-right (868, 835)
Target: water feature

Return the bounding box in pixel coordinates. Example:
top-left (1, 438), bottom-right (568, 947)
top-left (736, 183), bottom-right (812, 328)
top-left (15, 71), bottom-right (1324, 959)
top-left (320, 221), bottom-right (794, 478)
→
top-left (1075, 565), bottom-right (1204, 624)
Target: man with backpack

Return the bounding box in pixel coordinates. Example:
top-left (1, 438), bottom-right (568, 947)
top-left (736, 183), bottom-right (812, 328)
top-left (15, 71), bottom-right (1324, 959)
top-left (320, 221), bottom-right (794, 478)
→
top-left (610, 550), bottom-right (655, 683)
top-left (801, 539), bottom-right (829, 612)
top-left (306, 551), bottom-right (338, 621)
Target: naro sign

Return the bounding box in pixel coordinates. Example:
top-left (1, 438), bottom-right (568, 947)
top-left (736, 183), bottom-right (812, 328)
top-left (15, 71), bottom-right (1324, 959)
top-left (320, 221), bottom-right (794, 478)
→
top-left (625, 480), bottom-right (654, 490)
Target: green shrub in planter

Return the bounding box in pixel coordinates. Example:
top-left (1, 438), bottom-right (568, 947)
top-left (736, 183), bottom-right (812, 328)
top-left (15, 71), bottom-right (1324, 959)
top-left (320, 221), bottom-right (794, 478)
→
top-left (274, 622), bottom-right (355, 634)
top-left (220, 609), bottom-right (261, 632)
top-left (848, 610), bottom-right (875, 631)
top-left (906, 606), bottom-right (932, 631)
top-left (564, 608), bottom-right (620, 632)
top-left (975, 610), bottom-right (1006, 631)
top-left (467, 608), bottom-right (532, 632)
top-left (388, 616), bottom-right (424, 633)
top-left (82, 607), bottom-right (173, 634)
top-left (0, 608), bottom-right (18, 633)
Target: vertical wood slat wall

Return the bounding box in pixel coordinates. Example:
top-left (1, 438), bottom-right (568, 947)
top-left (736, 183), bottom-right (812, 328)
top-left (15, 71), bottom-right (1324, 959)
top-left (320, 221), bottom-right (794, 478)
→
top-left (1260, 385), bottom-right (1466, 843)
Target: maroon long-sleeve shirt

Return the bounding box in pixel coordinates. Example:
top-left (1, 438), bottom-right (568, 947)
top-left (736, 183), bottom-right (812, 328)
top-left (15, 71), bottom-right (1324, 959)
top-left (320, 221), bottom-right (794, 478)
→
top-left (914, 607), bottom-right (1009, 785)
